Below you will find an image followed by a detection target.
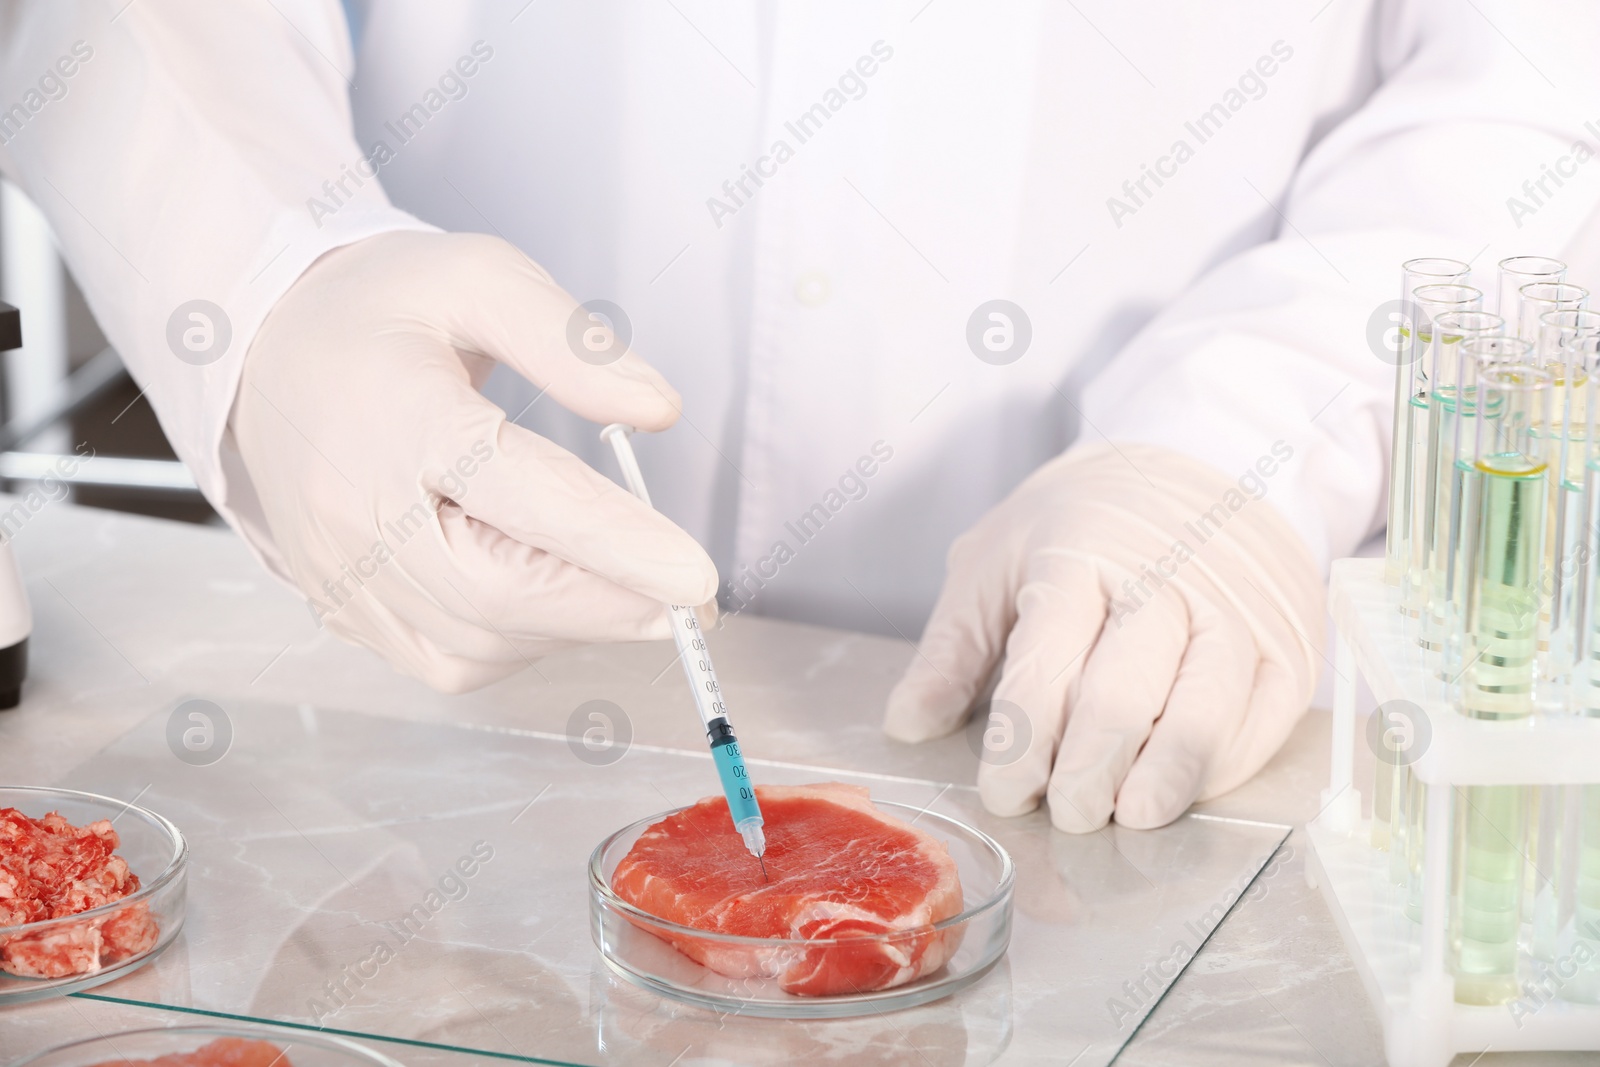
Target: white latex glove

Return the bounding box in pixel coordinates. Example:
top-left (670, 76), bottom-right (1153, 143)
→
top-left (883, 442), bottom-right (1324, 832)
top-left (230, 231), bottom-right (718, 692)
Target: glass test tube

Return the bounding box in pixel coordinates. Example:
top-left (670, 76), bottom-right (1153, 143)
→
top-left (1537, 308), bottom-right (1600, 367)
top-left (1561, 337), bottom-right (1600, 997)
top-left (1452, 364), bottom-right (1549, 1005)
top-left (1529, 308), bottom-right (1589, 677)
top-left (1520, 333), bottom-right (1600, 967)
top-left (1496, 256), bottom-right (1566, 337)
top-left (1388, 258), bottom-right (1473, 594)
top-left (1378, 258), bottom-right (1475, 858)
top-left (1522, 289), bottom-right (1586, 749)
top-left (1531, 782), bottom-right (1571, 962)
top-left (1577, 335), bottom-right (1600, 711)
top-left (1542, 342), bottom-right (1591, 690)
top-left (1404, 284), bottom-right (1484, 627)
top-left (1423, 310), bottom-right (1505, 661)
top-left (1559, 782), bottom-right (1600, 1003)
top-left (1387, 285), bottom-right (1479, 877)
top-left (1395, 326), bottom-right (1513, 910)
top-left (1531, 328), bottom-right (1588, 956)
top-left (1518, 282), bottom-right (1589, 346)
top-left (1528, 301), bottom-right (1587, 697)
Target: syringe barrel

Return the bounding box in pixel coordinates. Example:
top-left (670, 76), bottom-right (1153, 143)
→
top-left (707, 716), bottom-right (762, 827)
top-left (668, 603), bottom-right (725, 730)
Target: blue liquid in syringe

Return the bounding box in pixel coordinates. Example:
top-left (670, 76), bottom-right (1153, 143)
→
top-left (707, 716), bottom-right (759, 824)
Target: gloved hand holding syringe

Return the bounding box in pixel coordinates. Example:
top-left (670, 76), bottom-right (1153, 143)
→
top-left (600, 424), bottom-right (768, 880)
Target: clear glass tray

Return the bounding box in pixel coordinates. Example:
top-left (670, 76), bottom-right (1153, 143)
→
top-left (52, 699), bottom-right (1288, 1067)
top-left (16, 1025), bottom-right (403, 1067)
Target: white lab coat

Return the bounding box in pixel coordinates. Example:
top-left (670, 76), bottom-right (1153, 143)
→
top-left (3, 0), bottom-right (1599, 636)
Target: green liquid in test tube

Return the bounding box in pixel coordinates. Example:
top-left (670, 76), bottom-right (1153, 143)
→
top-left (1585, 784), bottom-right (1600, 932)
top-left (1373, 740), bottom-right (1397, 853)
top-left (1451, 363), bottom-right (1551, 1005)
top-left (1400, 770), bottom-right (1427, 911)
top-left (1453, 784), bottom-right (1531, 1004)
top-left (1560, 785), bottom-right (1600, 1004)
top-left (1463, 445), bottom-right (1542, 715)
top-left (1463, 380), bottom-right (1547, 721)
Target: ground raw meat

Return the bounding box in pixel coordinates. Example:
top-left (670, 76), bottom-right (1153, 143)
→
top-left (84, 1037), bottom-right (291, 1067)
top-left (611, 782), bottom-right (963, 996)
top-left (0, 807), bottom-right (159, 979)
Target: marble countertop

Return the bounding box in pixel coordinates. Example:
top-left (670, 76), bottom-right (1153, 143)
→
top-left (0, 501), bottom-right (1577, 1066)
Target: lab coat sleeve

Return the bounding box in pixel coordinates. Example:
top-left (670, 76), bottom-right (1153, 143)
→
top-left (1077, 0), bottom-right (1600, 572)
top-left (0, 0), bottom-right (434, 573)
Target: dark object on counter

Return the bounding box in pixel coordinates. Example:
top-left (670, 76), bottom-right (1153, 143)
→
top-left (0, 301), bottom-right (19, 353)
top-left (0, 638), bottom-right (23, 708)
top-left (0, 299), bottom-right (30, 708)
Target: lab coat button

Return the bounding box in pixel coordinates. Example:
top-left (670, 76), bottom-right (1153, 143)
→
top-left (794, 272), bottom-right (830, 306)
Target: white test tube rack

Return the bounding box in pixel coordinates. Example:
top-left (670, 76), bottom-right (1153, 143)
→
top-left (1308, 558), bottom-right (1600, 1066)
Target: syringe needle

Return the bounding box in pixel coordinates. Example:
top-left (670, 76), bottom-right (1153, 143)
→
top-left (758, 854), bottom-right (769, 883)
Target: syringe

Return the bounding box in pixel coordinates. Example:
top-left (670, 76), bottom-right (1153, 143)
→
top-left (599, 424), bottom-right (768, 878)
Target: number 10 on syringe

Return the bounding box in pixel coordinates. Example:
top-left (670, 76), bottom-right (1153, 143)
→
top-left (598, 423), bottom-right (768, 871)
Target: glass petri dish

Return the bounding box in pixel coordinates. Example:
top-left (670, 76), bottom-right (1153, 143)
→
top-left (14, 1025), bottom-right (406, 1067)
top-left (589, 799), bottom-right (1013, 1018)
top-left (0, 785), bottom-right (188, 1005)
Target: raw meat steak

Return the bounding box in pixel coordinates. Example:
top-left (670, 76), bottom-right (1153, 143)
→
top-left (84, 1037), bottom-right (291, 1067)
top-left (0, 807), bottom-right (159, 978)
top-left (611, 783), bottom-right (963, 996)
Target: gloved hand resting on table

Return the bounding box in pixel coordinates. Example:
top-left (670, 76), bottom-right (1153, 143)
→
top-left (230, 231), bottom-right (718, 692)
top-left (883, 442), bottom-right (1324, 832)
